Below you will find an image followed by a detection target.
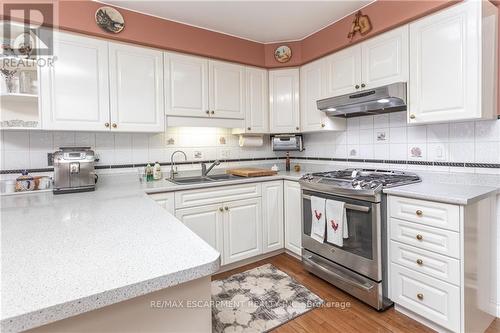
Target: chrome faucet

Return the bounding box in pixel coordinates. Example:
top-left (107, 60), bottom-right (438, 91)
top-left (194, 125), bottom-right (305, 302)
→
top-left (170, 150), bottom-right (187, 179)
top-left (201, 160), bottom-right (221, 177)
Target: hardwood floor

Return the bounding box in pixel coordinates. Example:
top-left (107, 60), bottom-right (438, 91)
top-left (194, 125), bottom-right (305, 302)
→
top-left (213, 253), bottom-right (500, 333)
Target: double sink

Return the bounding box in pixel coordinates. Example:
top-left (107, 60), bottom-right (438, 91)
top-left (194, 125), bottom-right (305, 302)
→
top-left (168, 174), bottom-right (240, 185)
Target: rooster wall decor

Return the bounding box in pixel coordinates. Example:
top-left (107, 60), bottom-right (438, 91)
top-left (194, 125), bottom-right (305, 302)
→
top-left (347, 10), bottom-right (372, 41)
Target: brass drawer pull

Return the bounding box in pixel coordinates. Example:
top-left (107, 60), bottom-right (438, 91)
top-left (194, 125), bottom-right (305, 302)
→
top-left (409, 114), bottom-right (416, 119)
top-left (416, 234), bottom-right (423, 241)
top-left (218, 207), bottom-right (224, 212)
top-left (416, 210), bottom-right (423, 216)
top-left (224, 206), bottom-right (229, 211)
top-left (416, 259), bottom-right (423, 265)
top-left (417, 293), bottom-right (424, 300)
top-left (112, 123), bottom-right (117, 128)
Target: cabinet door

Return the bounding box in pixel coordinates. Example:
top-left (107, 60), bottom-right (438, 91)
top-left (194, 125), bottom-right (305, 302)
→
top-left (324, 45), bottom-right (361, 97)
top-left (284, 180), bottom-right (302, 256)
top-left (149, 192), bottom-right (175, 214)
top-left (209, 60), bottom-right (245, 119)
top-left (40, 31), bottom-right (110, 131)
top-left (175, 204), bottom-right (224, 259)
top-left (223, 198), bottom-right (262, 264)
top-left (262, 181), bottom-right (284, 253)
top-left (164, 52), bottom-right (209, 117)
top-left (300, 59), bottom-right (346, 132)
top-left (408, 1), bottom-right (481, 123)
top-left (245, 67), bottom-right (269, 133)
top-left (269, 68), bottom-right (300, 133)
top-left (109, 43), bottom-right (164, 132)
top-left (361, 25), bottom-right (409, 89)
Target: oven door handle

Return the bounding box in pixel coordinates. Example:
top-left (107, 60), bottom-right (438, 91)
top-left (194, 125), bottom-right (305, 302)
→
top-left (302, 194), bottom-right (370, 213)
top-left (303, 255), bottom-right (374, 292)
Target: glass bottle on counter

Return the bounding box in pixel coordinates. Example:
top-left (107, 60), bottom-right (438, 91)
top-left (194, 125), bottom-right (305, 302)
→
top-left (145, 163), bottom-right (153, 182)
top-left (285, 152), bottom-right (290, 172)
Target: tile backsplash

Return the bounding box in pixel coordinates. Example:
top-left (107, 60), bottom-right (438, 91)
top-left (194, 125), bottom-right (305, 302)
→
top-left (1, 112), bottom-right (499, 174)
top-left (0, 127), bottom-right (274, 170)
top-left (299, 112), bottom-right (500, 170)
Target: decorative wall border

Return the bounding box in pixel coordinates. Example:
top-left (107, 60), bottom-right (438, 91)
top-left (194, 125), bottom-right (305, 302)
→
top-left (1, 156), bottom-right (499, 175)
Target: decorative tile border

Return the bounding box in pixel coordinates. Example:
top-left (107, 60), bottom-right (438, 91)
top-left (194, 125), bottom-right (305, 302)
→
top-left (1, 156), bottom-right (499, 175)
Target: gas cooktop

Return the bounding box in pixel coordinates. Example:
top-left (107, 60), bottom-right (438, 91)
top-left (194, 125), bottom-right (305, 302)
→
top-left (299, 168), bottom-right (421, 196)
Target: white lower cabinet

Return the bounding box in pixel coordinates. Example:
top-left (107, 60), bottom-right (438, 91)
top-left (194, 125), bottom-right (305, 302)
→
top-left (262, 181), bottom-right (284, 253)
top-left (388, 194), bottom-right (497, 333)
top-left (175, 204), bottom-right (224, 257)
top-left (391, 263), bottom-right (460, 332)
top-left (223, 198), bottom-right (262, 264)
top-left (148, 192), bottom-right (175, 214)
top-left (284, 180), bottom-right (302, 256)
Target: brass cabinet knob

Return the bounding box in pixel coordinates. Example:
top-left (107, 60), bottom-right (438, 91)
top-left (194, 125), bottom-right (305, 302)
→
top-left (416, 210), bottom-right (423, 216)
top-left (112, 123), bottom-right (117, 128)
top-left (416, 259), bottom-right (423, 265)
top-left (416, 234), bottom-right (423, 241)
top-left (224, 206), bottom-right (229, 211)
top-left (417, 293), bottom-right (424, 300)
top-left (105, 122), bottom-right (110, 128)
top-left (355, 84), bottom-right (360, 89)
top-left (211, 110), bottom-right (215, 115)
top-left (206, 110), bottom-right (210, 115)
top-left (295, 126), bottom-right (300, 131)
top-left (321, 123), bottom-right (325, 128)
top-left (247, 127), bottom-right (251, 131)
top-left (409, 114), bottom-right (416, 119)
top-left (361, 83), bottom-right (366, 88)
top-left (219, 207), bottom-right (224, 212)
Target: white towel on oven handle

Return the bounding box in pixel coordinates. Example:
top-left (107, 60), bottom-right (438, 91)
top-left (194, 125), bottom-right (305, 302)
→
top-left (326, 199), bottom-right (348, 247)
top-left (310, 196), bottom-right (326, 243)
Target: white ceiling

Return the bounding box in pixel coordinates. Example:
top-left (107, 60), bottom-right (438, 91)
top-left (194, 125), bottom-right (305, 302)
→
top-left (99, 1), bottom-right (374, 43)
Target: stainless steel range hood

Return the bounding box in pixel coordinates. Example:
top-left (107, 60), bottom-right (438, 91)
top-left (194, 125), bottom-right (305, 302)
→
top-left (317, 82), bottom-right (407, 118)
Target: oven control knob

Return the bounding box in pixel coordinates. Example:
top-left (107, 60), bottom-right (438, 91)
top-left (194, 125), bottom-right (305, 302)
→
top-left (351, 180), bottom-right (359, 188)
top-left (369, 181), bottom-right (379, 189)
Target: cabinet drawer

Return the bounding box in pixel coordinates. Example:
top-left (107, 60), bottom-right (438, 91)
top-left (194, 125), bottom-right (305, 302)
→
top-left (389, 196), bottom-right (459, 231)
top-left (175, 183), bottom-right (261, 208)
top-left (390, 241), bottom-right (460, 286)
top-left (390, 218), bottom-right (460, 258)
top-left (391, 264), bottom-right (460, 332)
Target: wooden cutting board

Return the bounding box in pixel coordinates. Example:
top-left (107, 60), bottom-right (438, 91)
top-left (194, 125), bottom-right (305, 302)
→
top-left (226, 168), bottom-right (277, 177)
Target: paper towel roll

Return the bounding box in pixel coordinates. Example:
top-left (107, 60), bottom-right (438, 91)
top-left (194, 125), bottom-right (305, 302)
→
top-left (239, 135), bottom-right (264, 147)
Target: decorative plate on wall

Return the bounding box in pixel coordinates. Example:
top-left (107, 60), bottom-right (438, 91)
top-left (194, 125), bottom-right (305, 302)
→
top-left (95, 6), bottom-right (125, 34)
top-left (274, 45), bottom-right (292, 63)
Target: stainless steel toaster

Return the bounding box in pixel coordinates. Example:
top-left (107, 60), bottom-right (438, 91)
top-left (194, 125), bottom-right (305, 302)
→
top-left (53, 147), bottom-right (97, 194)
top-left (271, 134), bottom-right (304, 151)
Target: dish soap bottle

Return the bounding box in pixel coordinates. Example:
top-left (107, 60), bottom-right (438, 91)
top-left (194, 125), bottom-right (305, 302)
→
top-left (146, 163), bottom-right (153, 182)
top-left (285, 152), bottom-right (291, 172)
top-left (153, 162), bottom-right (162, 180)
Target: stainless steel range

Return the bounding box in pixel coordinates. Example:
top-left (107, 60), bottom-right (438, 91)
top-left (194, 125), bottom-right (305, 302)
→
top-left (299, 168), bottom-right (420, 310)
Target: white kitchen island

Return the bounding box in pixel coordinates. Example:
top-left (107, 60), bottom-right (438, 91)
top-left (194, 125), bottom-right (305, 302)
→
top-left (0, 186), bottom-right (220, 333)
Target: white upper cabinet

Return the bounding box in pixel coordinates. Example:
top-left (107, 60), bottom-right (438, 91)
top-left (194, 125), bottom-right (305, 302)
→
top-left (408, 0), bottom-right (497, 124)
top-left (209, 60), bottom-right (246, 119)
top-left (300, 59), bottom-right (346, 132)
top-left (41, 31), bottom-right (110, 131)
top-left (244, 66), bottom-right (269, 133)
top-left (361, 25), bottom-right (409, 90)
top-left (269, 68), bottom-right (300, 133)
top-left (109, 43), bottom-right (164, 132)
top-left (164, 52), bottom-right (209, 118)
top-left (324, 45), bottom-right (361, 97)
top-left (323, 25), bottom-right (408, 98)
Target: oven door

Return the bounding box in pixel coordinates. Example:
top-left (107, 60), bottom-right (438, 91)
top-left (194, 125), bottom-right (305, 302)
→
top-left (301, 189), bottom-right (382, 282)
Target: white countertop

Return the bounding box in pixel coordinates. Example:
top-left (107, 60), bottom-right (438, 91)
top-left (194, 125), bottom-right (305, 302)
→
top-left (2, 166), bottom-right (498, 332)
top-left (383, 181), bottom-right (499, 205)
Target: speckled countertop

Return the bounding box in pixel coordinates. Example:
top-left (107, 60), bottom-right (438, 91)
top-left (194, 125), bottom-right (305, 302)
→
top-left (383, 182), bottom-right (499, 205)
top-left (0, 169), bottom-right (305, 333)
top-left (1, 166), bottom-right (498, 332)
